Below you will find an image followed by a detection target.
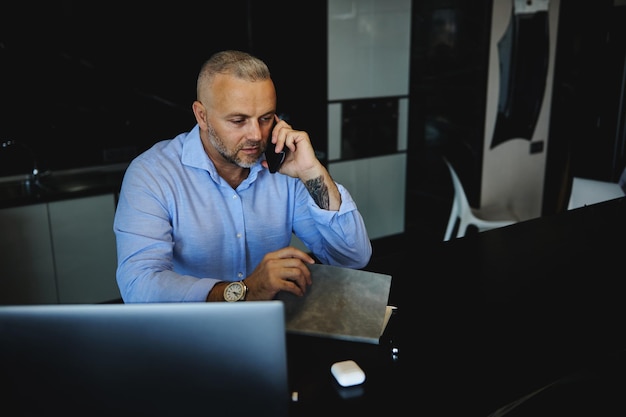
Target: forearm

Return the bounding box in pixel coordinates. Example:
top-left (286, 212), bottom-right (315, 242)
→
top-left (302, 168), bottom-right (341, 211)
top-left (293, 182), bottom-right (372, 269)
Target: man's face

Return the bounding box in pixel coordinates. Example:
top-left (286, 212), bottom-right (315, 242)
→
top-left (198, 74), bottom-right (276, 169)
top-left (206, 117), bottom-right (272, 169)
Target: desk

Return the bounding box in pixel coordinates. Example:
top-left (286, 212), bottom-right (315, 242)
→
top-left (286, 197), bottom-right (626, 416)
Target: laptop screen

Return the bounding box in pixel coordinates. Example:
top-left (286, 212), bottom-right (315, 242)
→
top-left (0, 301), bottom-right (289, 417)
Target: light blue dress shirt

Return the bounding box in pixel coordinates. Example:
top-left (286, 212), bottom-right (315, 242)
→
top-left (114, 124), bottom-right (372, 302)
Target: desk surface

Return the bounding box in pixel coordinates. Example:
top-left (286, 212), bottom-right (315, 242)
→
top-left (287, 197), bottom-right (626, 416)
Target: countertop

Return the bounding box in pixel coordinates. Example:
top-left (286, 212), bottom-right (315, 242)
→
top-left (0, 164), bottom-right (128, 209)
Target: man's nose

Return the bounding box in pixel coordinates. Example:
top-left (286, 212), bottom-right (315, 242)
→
top-left (247, 121), bottom-right (263, 140)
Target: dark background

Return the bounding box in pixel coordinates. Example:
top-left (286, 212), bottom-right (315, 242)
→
top-left (0, 1), bottom-right (327, 175)
top-left (1, 1), bottom-right (625, 229)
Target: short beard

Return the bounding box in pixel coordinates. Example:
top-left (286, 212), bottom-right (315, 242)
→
top-left (207, 123), bottom-right (259, 169)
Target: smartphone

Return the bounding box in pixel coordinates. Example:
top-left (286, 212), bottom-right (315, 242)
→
top-left (265, 122), bottom-right (286, 174)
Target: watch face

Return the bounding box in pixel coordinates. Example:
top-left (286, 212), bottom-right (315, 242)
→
top-left (224, 282), bottom-right (245, 302)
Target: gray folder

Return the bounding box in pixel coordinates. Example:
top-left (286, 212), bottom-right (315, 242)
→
top-left (275, 263), bottom-right (392, 344)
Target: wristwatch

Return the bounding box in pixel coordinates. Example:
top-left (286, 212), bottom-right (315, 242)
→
top-left (223, 281), bottom-right (248, 302)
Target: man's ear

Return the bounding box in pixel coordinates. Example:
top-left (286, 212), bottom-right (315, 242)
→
top-left (192, 101), bottom-right (208, 129)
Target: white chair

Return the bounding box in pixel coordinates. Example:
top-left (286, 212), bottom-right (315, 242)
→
top-left (567, 177), bottom-right (625, 210)
top-left (443, 158), bottom-right (518, 241)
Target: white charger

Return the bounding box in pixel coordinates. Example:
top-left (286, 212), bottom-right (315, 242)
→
top-left (331, 360), bottom-right (366, 387)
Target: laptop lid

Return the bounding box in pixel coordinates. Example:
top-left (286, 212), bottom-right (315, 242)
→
top-left (0, 301), bottom-right (289, 417)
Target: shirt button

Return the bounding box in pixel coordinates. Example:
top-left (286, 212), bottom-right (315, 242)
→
top-left (232, 194), bottom-right (238, 199)
top-left (236, 233), bottom-right (242, 238)
top-left (238, 272), bottom-right (243, 278)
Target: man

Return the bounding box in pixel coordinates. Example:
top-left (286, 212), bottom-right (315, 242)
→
top-left (114, 50), bottom-right (372, 303)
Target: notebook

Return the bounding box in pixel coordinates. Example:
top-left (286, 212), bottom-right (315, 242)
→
top-left (0, 301), bottom-right (289, 417)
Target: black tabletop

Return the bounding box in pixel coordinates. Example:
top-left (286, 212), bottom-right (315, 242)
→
top-left (286, 197), bottom-right (626, 416)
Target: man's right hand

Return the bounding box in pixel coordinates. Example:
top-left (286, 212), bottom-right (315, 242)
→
top-left (244, 247), bottom-right (315, 300)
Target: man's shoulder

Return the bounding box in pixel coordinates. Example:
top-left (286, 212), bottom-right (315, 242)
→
top-left (133, 130), bottom-right (192, 163)
top-left (125, 136), bottom-right (188, 182)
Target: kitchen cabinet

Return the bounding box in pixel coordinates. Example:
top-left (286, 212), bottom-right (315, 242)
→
top-left (326, 0), bottom-right (411, 239)
top-left (0, 203), bottom-right (57, 304)
top-left (330, 153), bottom-right (406, 239)
top-left (0, 194), bottom-right (120, 304)
top-left (48, 194), bottom-right (120, 303)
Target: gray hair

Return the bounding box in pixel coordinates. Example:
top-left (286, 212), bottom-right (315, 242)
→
top-left (196, 50), bottom-right (271, 99)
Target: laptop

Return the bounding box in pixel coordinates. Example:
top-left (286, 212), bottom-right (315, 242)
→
top-left (0, 301), bottom-right (289, 417)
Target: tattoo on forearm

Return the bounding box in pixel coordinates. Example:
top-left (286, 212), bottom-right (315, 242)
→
top-left (305, 176), bottom-right (329, 209)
